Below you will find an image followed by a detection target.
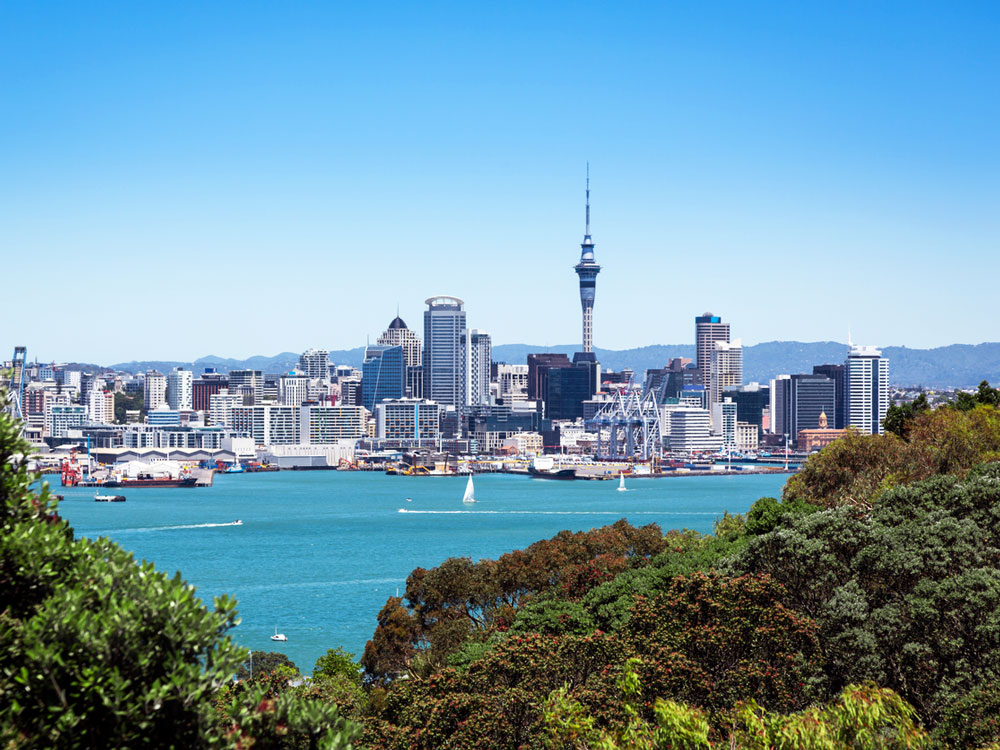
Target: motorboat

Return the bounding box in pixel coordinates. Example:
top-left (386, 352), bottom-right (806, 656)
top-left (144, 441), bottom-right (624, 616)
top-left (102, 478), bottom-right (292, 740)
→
top-left (94, 493), bottom-right (126, 502)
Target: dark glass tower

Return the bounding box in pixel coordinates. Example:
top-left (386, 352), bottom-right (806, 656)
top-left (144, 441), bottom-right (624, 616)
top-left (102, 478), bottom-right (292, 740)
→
top-left (574, 167), bottom-right (601, 353)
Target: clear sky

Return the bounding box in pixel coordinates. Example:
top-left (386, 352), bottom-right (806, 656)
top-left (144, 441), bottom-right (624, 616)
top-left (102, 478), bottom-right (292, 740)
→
top-left (2, 1), bottom-right (998, 364)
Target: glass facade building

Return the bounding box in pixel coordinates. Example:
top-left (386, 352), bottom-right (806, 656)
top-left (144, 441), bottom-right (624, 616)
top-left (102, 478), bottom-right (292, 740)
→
top-left (362, 345), bottom-right (406, 411)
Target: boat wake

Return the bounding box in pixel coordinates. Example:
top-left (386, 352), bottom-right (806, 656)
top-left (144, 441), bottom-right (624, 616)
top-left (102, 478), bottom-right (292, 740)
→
top-left (116, 521), bottom-right (245, 533)
top-left (397, 509), bottom-right (718, 516)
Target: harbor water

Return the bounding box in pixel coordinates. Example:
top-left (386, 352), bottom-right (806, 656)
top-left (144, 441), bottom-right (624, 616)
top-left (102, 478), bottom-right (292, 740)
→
top-left (53, 470), bottom-right (789, 673)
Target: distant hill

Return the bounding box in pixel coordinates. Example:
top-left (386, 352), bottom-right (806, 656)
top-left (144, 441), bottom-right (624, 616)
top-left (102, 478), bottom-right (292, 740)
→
top-left (106, 342), bottom-right (1000, 388)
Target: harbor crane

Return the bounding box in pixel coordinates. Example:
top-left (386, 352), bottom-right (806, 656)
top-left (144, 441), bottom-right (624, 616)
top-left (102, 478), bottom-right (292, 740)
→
top-left (4, 346), bottom-right (27, 430)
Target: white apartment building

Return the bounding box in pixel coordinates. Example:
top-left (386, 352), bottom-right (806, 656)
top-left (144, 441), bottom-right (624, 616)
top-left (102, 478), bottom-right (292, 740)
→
top-left (167, 367), bottom-right (193, 410)
top-left (709, 339), bottom-right (743, 405)
top-left (46, 404), bottom-right (88, 438)
top-left (279, 372), bottom-right (311, 406)
top-left (845, 345), bottom-right (890, 435)
top-left (145, 371), bottom-right (167, 411)
top-left (299, 405), bottom-right (369, 443)
top-left (209, 391), bottom-right (243, 427)
top-left (711, 398), bottom-right (738, 448)
top-left (298, 348), bottom-right (331, 380)
top-left (736, 421), bottom-right (759, 452)
top-left (660, 404), bottom-right (723, 453)
top-left (231, 405), bottom-right (299, 446)
top-left (88, 388), bottom-right (115, 424)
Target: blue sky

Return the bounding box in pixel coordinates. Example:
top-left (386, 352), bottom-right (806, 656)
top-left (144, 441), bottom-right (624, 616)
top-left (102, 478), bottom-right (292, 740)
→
top-left (2, 2), bottom-right (998, 364)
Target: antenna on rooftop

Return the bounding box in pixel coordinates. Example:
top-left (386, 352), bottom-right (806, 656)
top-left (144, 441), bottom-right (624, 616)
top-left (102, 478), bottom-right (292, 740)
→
top-left (585, 162), bottom-right (591, 236)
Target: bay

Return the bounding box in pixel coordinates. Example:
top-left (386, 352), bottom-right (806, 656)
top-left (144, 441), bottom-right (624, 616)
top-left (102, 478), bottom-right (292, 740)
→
top-left (53, 470), bottom-right (788, 674)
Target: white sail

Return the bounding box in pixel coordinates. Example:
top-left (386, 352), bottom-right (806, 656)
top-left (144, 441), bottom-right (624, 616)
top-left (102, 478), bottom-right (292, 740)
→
top-left (462, 475), bottom-right (476, 503)
top-left (617, 472), bottom-right (627, 492)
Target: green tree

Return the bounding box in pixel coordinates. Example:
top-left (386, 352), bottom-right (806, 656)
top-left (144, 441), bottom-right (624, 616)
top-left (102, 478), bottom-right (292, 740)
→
top-left (884, 393), bottom-right (930, 439)
top-left (113, 390), bottom-right (144, 422)
top-left (0, 389), bottom-right (359, 748)
top-left (313, 647), bottom-right (362, 685)
top-left (236, 650), bottom-right (299, 681)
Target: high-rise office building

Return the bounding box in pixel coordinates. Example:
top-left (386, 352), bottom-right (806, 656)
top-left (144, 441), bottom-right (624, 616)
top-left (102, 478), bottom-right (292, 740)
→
top-left (813, 364), bottom-right (846, 429)
top-left (362, 345), bottom-right (406, 411)
top-left (192, 369), bottom-right (228, 412)
top-left (724, 382), bottom-right (770, 436)
top-left (229, 369), bottom-right (263, 406)
top-left (377, 316), bottom-right (422, 368)
top-left (845, 345), bottom-right (890, 435)
top-left (527, 353), bottom-right (572, 402)
top-left (423, 296), bottom-right (467, 408)
top-left (298, 349), bottom-right (331, 380)
top-left (144, 370), bottom-right (167, 412)
top-left (709, 339), bottom-right (743, 405)
top-left (695, 313), bottom-right (730, 385)
top-left (770, 374), bottom-right (837, 442)
top-left (467, 329), bottom-right (492, 406)
top-left (574, 169), bottom-right (601, 353)
top-left (166, 367), bottom-right (193, 411)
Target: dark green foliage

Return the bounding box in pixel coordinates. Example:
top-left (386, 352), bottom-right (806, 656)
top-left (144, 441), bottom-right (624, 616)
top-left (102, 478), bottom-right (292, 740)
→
top-left (507, 595), bottom-right (596, 637)
top-left (726, 469), bottom-right (1000, 726)
top-left (113, 389), bottom-right (144, 422)
top-left (884, 393), bottom-right (930, 439)
top-left (236, 651), bottom-right (299, 681)
top-left (744, 495), bottom-right (821, 536)
top-left (954, 380), bottom-right (1000, 411)
top-left (933, 682), bottom-right (1000, 748)
top-left (363, 520), bottom-right (666, 681)
top-left (313, 647), bottom-right (362, 685)
top-left (0, 391), bottom-right (361, 749)
top-left (217, 671), bottom-right (361, 750)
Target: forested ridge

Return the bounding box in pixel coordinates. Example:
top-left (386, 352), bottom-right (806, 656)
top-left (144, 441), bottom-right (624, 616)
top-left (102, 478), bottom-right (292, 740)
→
top-left (4, 383), bottom-right (1000, 747)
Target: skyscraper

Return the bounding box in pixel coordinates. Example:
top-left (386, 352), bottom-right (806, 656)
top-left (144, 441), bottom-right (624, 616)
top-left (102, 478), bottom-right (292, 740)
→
top-left (845, 345), bottom-right (890, 435)
top-left (144, 370), bottom-right (167, 412)
top-left (377, 316), bottom-right (422, 368)
top-left (423, 296), bottom-right (467, 408)
top-left (574, 168), bottom-right (601, 354)
top-left (362, 345), bottom-right (406, 411)
top-left (812, 364), bottom-right (846, 429)
top-left (709, 339), bottom-right (743, 405)
top-left (467, 329), bottom-right (491, 406)
top-left (695, 313), bottom-right (730, 385)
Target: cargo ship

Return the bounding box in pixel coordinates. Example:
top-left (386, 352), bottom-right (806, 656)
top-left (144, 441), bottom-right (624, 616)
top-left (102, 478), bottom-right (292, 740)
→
top-left (102, 475), bottom-right (199, 488)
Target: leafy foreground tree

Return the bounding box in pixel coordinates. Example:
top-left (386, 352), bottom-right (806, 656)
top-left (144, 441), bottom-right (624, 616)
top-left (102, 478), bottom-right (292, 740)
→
top-left (540, 658), bottom-right (932, 749)
top-left (236, 651), bottom-right (300, 681)
top-left (0, 392), bottom-right (359, 749)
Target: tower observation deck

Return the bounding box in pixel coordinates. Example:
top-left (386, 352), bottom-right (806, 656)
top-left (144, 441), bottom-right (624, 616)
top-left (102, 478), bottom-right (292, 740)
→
top-left (574, 166), bottom-right (601, 353)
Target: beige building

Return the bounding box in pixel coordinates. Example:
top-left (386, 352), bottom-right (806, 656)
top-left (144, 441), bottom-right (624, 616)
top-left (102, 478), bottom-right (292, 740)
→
top-left (797, 411), bottom-right (847, 451)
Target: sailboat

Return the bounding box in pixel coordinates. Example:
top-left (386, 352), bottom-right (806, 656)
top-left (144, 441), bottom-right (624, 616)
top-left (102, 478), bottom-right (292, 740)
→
top-left (617, 473), bottom-right (627, 492)
top-left (462, 474), bottom-right (476, 504)
top-left (270, 626), bottom-right (288, 642)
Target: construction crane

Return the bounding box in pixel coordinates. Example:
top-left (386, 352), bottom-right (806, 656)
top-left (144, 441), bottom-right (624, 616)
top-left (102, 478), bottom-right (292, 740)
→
top-left (4, 346), bottom-right (27, 427)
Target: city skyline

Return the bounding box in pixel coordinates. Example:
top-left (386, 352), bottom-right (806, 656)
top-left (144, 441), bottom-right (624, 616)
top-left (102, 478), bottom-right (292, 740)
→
top-left (3, 3), bottom-right (999, 362)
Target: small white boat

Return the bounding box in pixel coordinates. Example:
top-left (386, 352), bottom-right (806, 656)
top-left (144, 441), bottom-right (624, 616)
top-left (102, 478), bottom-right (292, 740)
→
top-left (462, 474), bottom-right (476, 504)
top-left (94, 493), bottom-right (126, 502)
top-left (234, 519), bottom-right (243, 526)
top-left (617, 473), bottom-right (627, 492)
top-left (270, 626), bottom-right (287, 642)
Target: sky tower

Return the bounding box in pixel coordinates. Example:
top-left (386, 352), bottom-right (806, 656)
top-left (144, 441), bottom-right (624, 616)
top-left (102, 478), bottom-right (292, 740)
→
top-left (574, 165), bottom-right (601, 353)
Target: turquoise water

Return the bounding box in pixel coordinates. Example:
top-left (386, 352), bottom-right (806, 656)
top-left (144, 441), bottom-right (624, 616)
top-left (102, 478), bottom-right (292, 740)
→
top-left (52, 471), bottom-right (788, 674)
